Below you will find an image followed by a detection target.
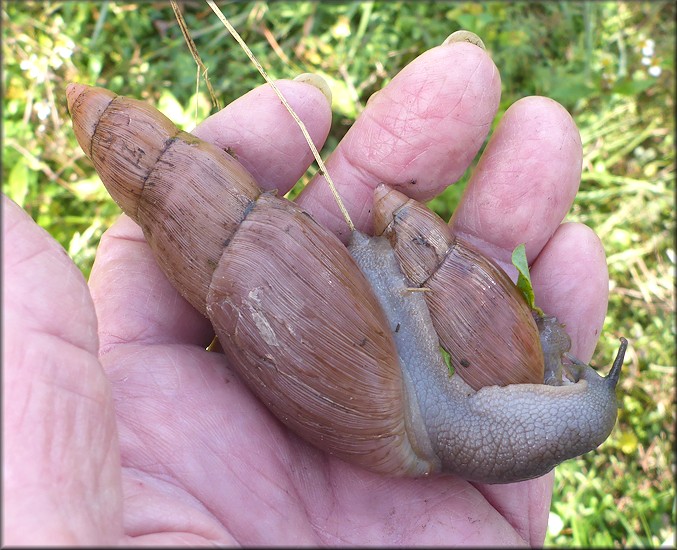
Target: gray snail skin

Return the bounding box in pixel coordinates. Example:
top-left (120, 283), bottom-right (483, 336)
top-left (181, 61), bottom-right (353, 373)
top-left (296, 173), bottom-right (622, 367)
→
top-left (67, 83), bottom-right (626, 483)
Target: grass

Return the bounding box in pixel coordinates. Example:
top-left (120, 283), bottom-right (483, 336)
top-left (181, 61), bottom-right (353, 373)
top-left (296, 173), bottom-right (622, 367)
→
top-left (3, 1), bottom-right (674, 546)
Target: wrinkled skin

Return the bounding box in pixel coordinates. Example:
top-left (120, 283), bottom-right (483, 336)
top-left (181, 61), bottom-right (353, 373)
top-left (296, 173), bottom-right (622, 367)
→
top-left (4, 41), bottom-right (608, 546)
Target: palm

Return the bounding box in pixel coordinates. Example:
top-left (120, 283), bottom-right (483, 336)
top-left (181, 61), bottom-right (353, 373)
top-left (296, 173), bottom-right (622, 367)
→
top-left (5, 39), bottom-right (608, 545)
top-left (104, 312), bottom-right (549, 546)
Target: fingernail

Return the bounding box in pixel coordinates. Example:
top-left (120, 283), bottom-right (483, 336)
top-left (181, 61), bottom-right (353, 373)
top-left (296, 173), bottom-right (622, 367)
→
top-left (293, 73), bottom-right (332, 106)
top-left (442, 30), bottom-right (486, 50)
top-left (366, 90), bottom-right (380, 107)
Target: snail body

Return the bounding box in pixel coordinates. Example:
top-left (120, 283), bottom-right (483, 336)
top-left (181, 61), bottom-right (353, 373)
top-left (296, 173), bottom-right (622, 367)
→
top-left (67, 84), bottom-right (625, 483)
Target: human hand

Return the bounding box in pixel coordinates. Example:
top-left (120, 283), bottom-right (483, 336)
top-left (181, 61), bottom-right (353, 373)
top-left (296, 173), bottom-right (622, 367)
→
top-left (4, 35), bottom-right (608, 546)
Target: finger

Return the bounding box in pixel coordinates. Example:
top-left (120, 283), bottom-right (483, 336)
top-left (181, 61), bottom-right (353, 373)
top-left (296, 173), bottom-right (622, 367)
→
top-left (450, 96), bottom-right (583, 272)
top-left (192, 78), bottom-right (332, 194)
top-left (90, 80), bottom-right (332, 353)
top-left (530, 222), bottom-right (609, 362)
top-left (473, 473), bottom-right (554, 547)
top-left (3, 196), bottom-right (97, 352)
top-left (2, 195), bottom-right (122, 544)
top-left (295, 41), bottom-right (501, 239)
top-left (89, 215), bottom-right (214, 355)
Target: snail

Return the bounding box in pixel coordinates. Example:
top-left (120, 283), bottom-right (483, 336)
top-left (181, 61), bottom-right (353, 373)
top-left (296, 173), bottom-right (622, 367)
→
top-left (67, 83), bottom-right (626, 484)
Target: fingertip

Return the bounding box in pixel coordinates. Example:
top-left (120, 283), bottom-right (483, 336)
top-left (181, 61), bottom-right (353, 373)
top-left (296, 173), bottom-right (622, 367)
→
top-left (530, 222), bottom-right (609, 362)
top-left (452, 95), bottom-right (583, 265)
top-left (502, 96), bottom-right (583, 186)
top-left (3, 195), bottom-right (98, 354)
top-left (192, 80), bottom-right (332, 194)
top-left (297, 42), bottom-right (501, 238)
top-left (442, 30), bottom-right (486, 50)
top-left (509, 95), bottom-right (583, 155)
top-left (293, 72), bottom-right (333, 106)
top-left (89, 214), bottom-right (214, 355)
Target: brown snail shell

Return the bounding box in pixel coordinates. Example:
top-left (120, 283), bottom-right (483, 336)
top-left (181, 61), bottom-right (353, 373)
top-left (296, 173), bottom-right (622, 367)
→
top-left (68, 83), bottom-right (431, 475)
top-left (373, 185), bottom-right (544, 390)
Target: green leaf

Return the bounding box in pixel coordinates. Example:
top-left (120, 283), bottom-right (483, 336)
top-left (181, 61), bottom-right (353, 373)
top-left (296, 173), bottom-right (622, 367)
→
top-left (438, 346), bottom-right (454, 377)
top-left (511, 243), bottom-right (544, 316)
top-left (157, 90), bottom-right (187, 129)
top-left (316, 71), bottom-right (358, 120)
top-left (6, 157), bottom-right (30, 207)
top-left (87, 52), bottom-right (103, 80)
top-left (611, 78), bottom-right (654, 97)
top-left (70, 174), bottom-right (110, 201)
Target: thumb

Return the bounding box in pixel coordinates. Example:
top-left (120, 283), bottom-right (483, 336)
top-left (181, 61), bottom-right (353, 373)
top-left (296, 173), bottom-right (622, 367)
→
top-left (2, 195), bottom-right (123, 544)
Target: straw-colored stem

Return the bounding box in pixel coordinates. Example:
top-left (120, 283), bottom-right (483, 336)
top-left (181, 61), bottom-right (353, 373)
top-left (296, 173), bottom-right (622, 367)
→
top-left (205, 0), bottom-right (355, 233)
top-left (171, 0), bottom-right (221, 112)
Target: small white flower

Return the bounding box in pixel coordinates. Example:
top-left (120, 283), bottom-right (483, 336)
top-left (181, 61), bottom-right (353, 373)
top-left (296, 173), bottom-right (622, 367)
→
top-left (331, 16), bottom-right (351, 39)
top-left (55, 44), bottom-right (74, 59)
top-left (547, 512), bottom-right (564, 537)
top-left (51, 41), bottom-right (74, 70)
top-left (35, 101), bottom-right (51, 120)
top-left (642, 56), bottom-right (652, 66)
top-left (19, 53), bottom-right (46, 83)
top-left (641, 39), bottom-right (655, 56)
top-left (648, 65), bottom-right (662, 77)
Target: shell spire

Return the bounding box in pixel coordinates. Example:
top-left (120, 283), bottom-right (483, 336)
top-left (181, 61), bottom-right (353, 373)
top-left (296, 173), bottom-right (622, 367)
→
top-left (67, 84), bottom-right (262, 314)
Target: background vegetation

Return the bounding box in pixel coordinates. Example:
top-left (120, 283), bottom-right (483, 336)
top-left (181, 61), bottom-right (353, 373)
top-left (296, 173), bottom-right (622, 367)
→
top-left (3, 1), bottom-right (674, 546)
